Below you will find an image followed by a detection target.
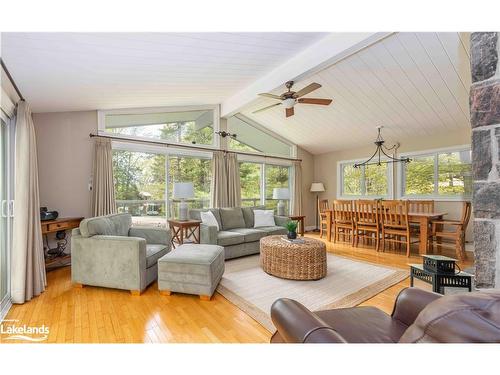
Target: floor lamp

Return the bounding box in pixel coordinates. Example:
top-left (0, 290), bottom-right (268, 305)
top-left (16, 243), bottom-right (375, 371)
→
top-left (310, 182), bottom-right (325, 231)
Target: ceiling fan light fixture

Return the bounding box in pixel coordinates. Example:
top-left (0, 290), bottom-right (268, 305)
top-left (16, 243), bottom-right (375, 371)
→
top-left (283, 98), bottom-right (295, 109)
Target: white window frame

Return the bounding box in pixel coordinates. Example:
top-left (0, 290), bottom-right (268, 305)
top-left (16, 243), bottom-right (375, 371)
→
top-left (337, 158), bottom-right (394, 199)
top-left (398, 145), bottom-right (472, 201)
top-left (98, 104), bottom-right (221, 150)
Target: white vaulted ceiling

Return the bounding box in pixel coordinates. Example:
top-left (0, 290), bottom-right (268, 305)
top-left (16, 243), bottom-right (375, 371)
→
top-left (0, 32), bottom-right (327, 113)
top-left (240, 32), bottom-right (472, 154)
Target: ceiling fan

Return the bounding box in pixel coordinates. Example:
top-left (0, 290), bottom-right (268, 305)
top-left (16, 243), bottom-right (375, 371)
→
top-left (253, 80), bottom-right (333, 118)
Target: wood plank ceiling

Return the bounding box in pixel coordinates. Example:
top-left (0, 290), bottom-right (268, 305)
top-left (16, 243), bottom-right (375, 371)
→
top-left (1, 32), bottom-right (327, 113)
top-left (240, 32), bottom-right (471, 154)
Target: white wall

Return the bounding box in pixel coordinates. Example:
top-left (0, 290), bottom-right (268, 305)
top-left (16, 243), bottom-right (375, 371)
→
top-left (313, 128), bottom-right (473, 241)
top-left (34, 111), bottom-right (97, 219)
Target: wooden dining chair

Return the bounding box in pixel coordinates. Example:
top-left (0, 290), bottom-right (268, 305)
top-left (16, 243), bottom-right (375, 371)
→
top-left (354, 200), bottom-right (380, 251)
top-left (380, 200), bottom-right (418, 257)
top-left (332, 200), bottom-right (355, 246)
top-left (429, 201), bottom-right (472, 260)
top-left (408, 200), bottom-right (435, 213)
top-left (318, 199), bottom-right (330, 239)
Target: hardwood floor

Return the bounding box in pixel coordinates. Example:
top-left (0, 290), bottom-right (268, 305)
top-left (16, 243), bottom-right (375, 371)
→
top-left (1, 233), bottom-right (473, 343)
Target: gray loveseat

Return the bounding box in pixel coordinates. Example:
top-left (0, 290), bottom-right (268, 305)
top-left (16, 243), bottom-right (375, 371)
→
top-left (189, 206), bottom-right (288, 260)
top-left (71, 213), bottom-right (171, 294)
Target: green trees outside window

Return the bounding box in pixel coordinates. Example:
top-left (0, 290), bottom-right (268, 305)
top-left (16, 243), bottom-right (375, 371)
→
top-left (403, 149), bottom-right (471, 197)
top-left (341, 163), bottom-right (389, 197)
top-left (240, 162), bottom-right (261, 207)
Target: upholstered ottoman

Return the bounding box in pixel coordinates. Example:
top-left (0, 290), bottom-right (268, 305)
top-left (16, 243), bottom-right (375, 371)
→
top-left (158, 244), bottom-right (224, 300)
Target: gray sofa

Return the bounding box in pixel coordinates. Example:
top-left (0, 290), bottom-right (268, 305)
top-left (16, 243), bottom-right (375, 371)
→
top-left (71, 213), bottom-right (171, 294)
top-left (189, 206), bottom-right (288, 260)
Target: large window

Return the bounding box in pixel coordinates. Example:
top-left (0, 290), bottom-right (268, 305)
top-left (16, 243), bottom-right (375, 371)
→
top-left (101, 106), bottom-right (218, 147)
top-left (167, 155), bottom-right (211, 217)
top-left (402, 148), bottom-right (472, 199)
top-left (339, 162), bottom-right (391, 198)
top-left (113, 149), bottom-right (211, 225)
top-left (239, 161), bottom-right (292, 214)
top-left (265, 165), bottom-right (291, 213)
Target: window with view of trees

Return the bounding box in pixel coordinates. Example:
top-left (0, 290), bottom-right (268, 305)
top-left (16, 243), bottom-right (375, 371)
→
top-left (113, 149), bottom-right (212, 225)
top-left (340, 162), bottom-right (390, 197)
top-left (239, 162), bottom-right (292, 214)
top-left (265, 165), bottom-right (291, 213)
top-left (104, 108), bottom-right (216, 146)
top-left (240, 162), bottom-right (262, 207)
top-left (403, 148), bottom-right (472, 198)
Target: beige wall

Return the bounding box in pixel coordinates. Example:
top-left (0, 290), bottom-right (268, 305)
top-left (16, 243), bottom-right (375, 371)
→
top-left (313, 128), bottom-right (473, 242)
top-left (34, 111), bottom-right (97, 219)
top-left (297, 147), bottom-right (315, 228)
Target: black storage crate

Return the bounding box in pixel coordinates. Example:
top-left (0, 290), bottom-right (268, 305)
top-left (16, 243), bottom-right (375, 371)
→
top-left (423, 255), bottom-right (456, 275)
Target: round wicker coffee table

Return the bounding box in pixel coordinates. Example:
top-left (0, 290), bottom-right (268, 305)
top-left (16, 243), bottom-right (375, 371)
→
top-left (260, 235), bottom-right (327, 280)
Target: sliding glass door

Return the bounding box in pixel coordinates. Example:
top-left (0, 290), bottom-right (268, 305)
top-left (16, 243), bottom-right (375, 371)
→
top-left (1, 114), bottom-right (13, 317)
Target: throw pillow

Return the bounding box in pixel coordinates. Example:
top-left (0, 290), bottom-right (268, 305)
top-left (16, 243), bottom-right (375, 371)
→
top-left (253, 210), bottom-right (275, 228)
top-left (200, 210), bottom-right (220, 231)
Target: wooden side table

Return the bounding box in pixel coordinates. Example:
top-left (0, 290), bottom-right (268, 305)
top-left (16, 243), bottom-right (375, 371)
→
top-left (168, 219), bottom-right (201, 248)
top-left (42, 216), bottom-right (84, 271)
top-left (289, 215), bottom-right (305, 236)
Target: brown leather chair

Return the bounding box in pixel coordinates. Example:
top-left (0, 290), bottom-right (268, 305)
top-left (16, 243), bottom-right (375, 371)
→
top-left (270, 287), bottom-right (500, 343)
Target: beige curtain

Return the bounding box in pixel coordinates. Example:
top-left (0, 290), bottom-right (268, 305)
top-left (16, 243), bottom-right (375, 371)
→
top-left (91, 138), bottom-right (117, 216)
top-left (11, 101), bottom-right (46, 304)
top-left (291, 161), bottom-right (303, 216)
top-left (226, 153), bottom-right (241, 207)
top-left (211, 151), bottom-right (241, 208)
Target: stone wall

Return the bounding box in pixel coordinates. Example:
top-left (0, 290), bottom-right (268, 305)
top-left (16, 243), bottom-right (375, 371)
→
top-left (470, 32), bottom-right (500, 288)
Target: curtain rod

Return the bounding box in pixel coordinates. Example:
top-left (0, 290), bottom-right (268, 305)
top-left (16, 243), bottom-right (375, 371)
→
top-left (89, 132), bottom-right (302, 162)
top-left (0, 58), bottom-right (25, 101)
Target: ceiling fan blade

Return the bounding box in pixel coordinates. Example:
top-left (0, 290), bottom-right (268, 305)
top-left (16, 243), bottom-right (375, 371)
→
top-left (252, 102), bottom-right (282, 114)
top-left (294, 83), bottom-right (322, 98)
top-left (258, 93), bottom-right (282, 100)
top-left (285, 107), bottom-right (294, 118)
top-left (297, 98), bottom-right (333, 105)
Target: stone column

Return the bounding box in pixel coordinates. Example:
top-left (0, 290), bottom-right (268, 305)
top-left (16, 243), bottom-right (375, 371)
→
top-left (470, 32), bottom-right (500, 288)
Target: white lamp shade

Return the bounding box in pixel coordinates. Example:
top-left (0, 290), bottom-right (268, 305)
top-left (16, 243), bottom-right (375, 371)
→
top-left (310, 182), bottom-right (325, 192)
top-left (282, 98), bottom-right (295, 109)
top-left (272, 187), bottom-right (290, 200)
top-left (173, 182), bottom-right (194, 199)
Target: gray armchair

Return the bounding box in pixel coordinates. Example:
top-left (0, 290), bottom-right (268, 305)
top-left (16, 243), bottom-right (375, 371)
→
top-left (71, 213), bottom-right (171, 295)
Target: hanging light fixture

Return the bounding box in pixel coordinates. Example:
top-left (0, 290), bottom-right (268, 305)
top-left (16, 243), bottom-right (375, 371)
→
top-left (354, 126), bottom-right (411, 168)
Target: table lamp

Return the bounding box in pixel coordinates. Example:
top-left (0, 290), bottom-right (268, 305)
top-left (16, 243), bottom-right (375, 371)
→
top-left (272, 187), bottom-right (290, 216)
top-left (173, 182), bottom-right (194, 221)
top-left (310, 182), bottom-right (325, 231)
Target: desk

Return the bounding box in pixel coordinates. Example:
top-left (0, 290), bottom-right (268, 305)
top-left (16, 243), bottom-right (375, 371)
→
top-left (42, 217), bottom-right (84, 271)
top-left (289, 215), bottom-right (305, 236)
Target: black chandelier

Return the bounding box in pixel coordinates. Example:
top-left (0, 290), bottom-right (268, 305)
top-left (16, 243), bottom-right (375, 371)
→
top-left (354, 126), bottom-right (411, 168)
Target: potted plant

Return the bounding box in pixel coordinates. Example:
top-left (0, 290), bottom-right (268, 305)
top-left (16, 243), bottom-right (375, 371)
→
top-left (285, 220), bottom-right (298, 240)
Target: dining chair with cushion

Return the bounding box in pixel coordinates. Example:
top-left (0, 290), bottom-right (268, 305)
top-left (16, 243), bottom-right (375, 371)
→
top-left (429, 201), bottom-right (471, 260)
top-left (318, 199), bottom-right (330, 239)
top-left (380, 200), bottom-right (418, 257)
top-left (332, 200), bottom-right (355, 246)
top-left (354, 199), bottom-right (380, 251)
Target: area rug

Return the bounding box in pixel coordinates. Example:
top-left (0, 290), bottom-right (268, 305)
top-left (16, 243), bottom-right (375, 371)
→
top-left (216, 254), bottom-right (408, 332)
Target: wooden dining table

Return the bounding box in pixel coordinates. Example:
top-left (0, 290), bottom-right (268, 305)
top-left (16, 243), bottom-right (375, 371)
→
top-left (324, 210), bottom-right (446, 254)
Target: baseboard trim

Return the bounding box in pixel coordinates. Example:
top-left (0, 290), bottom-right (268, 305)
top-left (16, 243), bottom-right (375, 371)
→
top-left (304, 226), bottom-right (316, 232)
